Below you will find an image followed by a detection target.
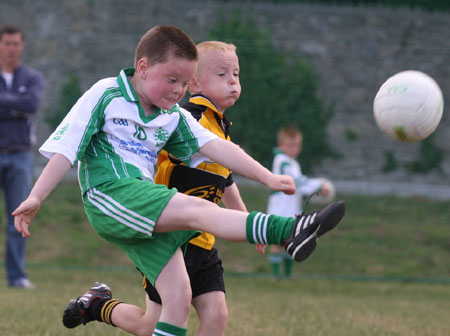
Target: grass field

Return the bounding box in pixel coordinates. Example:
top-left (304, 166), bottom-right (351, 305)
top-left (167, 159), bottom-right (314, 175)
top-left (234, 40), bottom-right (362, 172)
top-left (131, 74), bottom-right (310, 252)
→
top-left (0, 182), bottom-right (449, 335)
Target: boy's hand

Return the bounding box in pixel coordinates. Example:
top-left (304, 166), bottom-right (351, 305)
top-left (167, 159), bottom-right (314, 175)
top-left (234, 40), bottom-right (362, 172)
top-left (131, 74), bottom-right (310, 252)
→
top-left (320, 184), bottom-right (331, 197)
top-left (12, 196), bottom-right (41, 238)
top-left (256, 244), bottom-right (267, 255)
top-left (268, 174), bottom-right (296, 195)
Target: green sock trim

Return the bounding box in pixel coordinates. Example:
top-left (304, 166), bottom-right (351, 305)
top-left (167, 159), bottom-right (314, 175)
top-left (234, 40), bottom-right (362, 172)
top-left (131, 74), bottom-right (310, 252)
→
top-left (153, 322), bottom-right (187, 336)
top-left (246, 211), bottom-right (259, 244)
top-left (246, 212), bottom-right (295, 245)
top-left (269, 216), bottom-right (294, 244)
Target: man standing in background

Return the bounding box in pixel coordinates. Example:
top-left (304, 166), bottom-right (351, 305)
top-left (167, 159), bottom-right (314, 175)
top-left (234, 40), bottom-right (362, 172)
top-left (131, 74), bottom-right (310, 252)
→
top-left (0, 25), bottom-right (45, 289)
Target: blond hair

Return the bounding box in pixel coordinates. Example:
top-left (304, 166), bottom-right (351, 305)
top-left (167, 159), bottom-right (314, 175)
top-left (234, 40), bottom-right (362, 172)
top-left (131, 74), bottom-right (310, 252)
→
top-left (196, 41), bottom-right (236, 54)
top-left (195, 41), bottom-right (236, 75)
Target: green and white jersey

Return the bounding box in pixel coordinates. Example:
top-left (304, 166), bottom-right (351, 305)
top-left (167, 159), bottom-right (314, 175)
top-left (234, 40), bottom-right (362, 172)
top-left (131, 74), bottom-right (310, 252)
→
top-left (40, 68), bottom-right (218, 194)
top-left (267, 148), bottom-right (321, 217)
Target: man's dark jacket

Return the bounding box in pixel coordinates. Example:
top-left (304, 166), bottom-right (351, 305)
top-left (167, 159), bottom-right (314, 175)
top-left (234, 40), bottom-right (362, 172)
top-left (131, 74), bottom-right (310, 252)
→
top-left (0, 64), bottom-right (45, 151)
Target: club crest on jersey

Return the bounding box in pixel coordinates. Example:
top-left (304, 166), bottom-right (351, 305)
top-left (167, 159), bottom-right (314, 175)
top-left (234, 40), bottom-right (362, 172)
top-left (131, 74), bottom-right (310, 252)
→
top-left (154, 127), bottom-right (169, 146)
top-left (133, 125), bottom-right (147, 141)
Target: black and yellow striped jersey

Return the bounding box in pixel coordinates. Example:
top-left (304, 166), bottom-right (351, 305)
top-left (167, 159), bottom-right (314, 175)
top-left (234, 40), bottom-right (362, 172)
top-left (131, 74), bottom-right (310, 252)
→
top-left (154, 94), bottom-right (234, 250)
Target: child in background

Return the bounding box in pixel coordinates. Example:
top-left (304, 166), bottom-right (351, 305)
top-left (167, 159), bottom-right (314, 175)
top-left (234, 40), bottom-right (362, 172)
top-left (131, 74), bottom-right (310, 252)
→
top-left (14, 26), bottom-right (345, 336)
top-left (63, 40), bottom-right (245, 336)
top-left (267, 126), bottom-right (331, 278)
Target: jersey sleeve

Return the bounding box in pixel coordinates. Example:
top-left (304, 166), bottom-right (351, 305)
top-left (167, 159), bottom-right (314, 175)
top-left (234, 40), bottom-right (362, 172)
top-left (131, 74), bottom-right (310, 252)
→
top-left (39, 80), bottom-right (108, 164)
top-left (274, 153), bottom-right (321, 195)
top-left (295, 175), bottom-right (321, 195)
top-left (163, 107), bottom-right (218, 167)
top-left (294, 163), bottom-right (322, 195)
top-left (273, 154), bottom-right (292, 176)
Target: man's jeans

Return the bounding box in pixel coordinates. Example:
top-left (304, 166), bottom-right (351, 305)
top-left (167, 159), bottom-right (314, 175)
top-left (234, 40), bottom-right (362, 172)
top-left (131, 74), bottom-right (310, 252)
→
top-left (0, 150), bottom-right (33, 284)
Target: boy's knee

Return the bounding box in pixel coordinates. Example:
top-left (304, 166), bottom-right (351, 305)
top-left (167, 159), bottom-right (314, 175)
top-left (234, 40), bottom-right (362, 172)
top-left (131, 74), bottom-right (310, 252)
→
top-left (135, 326), bottom-right (155, 336)
top-left (163, 283), bottom-right (192, 312)
top-left (199, 301), bottom-right (228, 328)
top-left (212, 304), bottom-right (228, 327)
top-left (136, 322), bottom-right (157, 336)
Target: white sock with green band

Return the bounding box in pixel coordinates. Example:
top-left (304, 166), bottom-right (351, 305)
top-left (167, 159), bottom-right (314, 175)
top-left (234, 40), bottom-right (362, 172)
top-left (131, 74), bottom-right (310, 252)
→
top-left (153, 321), bottom-right (186, 336)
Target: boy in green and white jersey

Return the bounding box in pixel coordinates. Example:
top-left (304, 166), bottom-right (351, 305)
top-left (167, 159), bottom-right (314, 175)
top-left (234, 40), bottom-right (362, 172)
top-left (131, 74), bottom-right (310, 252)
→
top-left (44, 66), bottom-right (214, 197)
top-left (13, 25), bottom-right (345, 336)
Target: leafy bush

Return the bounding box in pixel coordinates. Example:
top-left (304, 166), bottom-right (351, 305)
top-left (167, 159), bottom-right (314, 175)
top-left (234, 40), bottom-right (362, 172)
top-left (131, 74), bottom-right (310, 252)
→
top-left (407, 136), bottom-right (444, 173)
top-left (208, 12), bottom-right (336, 172)
top-left (382, 150), bottom-right (398, 173)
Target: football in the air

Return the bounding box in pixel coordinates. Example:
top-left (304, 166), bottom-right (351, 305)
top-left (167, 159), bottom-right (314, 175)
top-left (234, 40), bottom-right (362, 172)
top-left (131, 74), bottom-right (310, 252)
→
top-left (310, 177), bottom-right (335, 204)
top-left (373, 70), bottom-right (444, 142)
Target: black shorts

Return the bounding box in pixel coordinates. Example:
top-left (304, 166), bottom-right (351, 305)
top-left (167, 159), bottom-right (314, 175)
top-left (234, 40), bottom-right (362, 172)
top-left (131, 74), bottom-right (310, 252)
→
top-left (144, 243), bottom-right (225, 304)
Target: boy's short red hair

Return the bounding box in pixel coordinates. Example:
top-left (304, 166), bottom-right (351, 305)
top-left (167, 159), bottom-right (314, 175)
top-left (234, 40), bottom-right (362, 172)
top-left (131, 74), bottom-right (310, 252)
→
top-left (134, 25), bottom-right (197, 67)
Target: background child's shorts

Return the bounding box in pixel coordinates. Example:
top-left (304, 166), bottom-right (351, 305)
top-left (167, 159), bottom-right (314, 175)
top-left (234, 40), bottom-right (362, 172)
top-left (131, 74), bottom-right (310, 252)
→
top-left (83, 177), bottom-right (199, 284)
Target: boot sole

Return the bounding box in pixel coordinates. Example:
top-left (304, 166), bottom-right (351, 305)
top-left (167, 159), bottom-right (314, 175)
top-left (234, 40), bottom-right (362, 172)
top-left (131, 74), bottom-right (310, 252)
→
top-left (317, 201), bottom-right (346, 238)
top-left (291, 230), bottom-right (318, 262)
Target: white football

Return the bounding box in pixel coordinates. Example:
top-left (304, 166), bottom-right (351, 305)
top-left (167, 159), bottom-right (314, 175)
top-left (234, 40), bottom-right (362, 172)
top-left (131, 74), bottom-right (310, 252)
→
top-left (373, 70), bottom-right (444, 142)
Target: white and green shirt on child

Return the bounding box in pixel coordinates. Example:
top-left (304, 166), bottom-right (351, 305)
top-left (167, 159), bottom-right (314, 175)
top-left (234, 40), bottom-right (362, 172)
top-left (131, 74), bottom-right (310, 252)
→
top-left (40, 68), bottom-right (217, 195)
top-left (267, 148), bottom-right (321, 217)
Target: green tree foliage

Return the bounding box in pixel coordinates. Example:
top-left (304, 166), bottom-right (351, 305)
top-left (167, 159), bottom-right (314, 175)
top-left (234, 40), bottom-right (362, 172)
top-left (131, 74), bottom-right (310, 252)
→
top-left (407, 136), bottom-right (444, 173)
top-left (208, 12), bottom-right (335, 172)
top-left (46, 73), bottom-right (82, 130)
top-left (382, 150), bottom-right (398, 173)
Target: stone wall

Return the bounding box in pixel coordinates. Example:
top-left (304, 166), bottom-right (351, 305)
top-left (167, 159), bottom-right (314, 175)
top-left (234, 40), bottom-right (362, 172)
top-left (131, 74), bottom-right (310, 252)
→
top-left (1, 0), bottom-right (449, 185)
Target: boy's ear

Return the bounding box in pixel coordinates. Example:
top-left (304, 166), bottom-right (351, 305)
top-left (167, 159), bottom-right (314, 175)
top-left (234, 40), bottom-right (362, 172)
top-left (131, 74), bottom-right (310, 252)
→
top-left (136, 57), bottom-right (149, 78)
top-left (189, 77), bottom-right (202, 93)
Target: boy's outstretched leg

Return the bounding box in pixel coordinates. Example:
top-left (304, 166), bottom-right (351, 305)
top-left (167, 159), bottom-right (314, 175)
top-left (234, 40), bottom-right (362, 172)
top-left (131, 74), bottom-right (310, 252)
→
top-left (245, 201), bottom-right (346, 262)
top-left (158, 193), bottom-right (346, 264)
